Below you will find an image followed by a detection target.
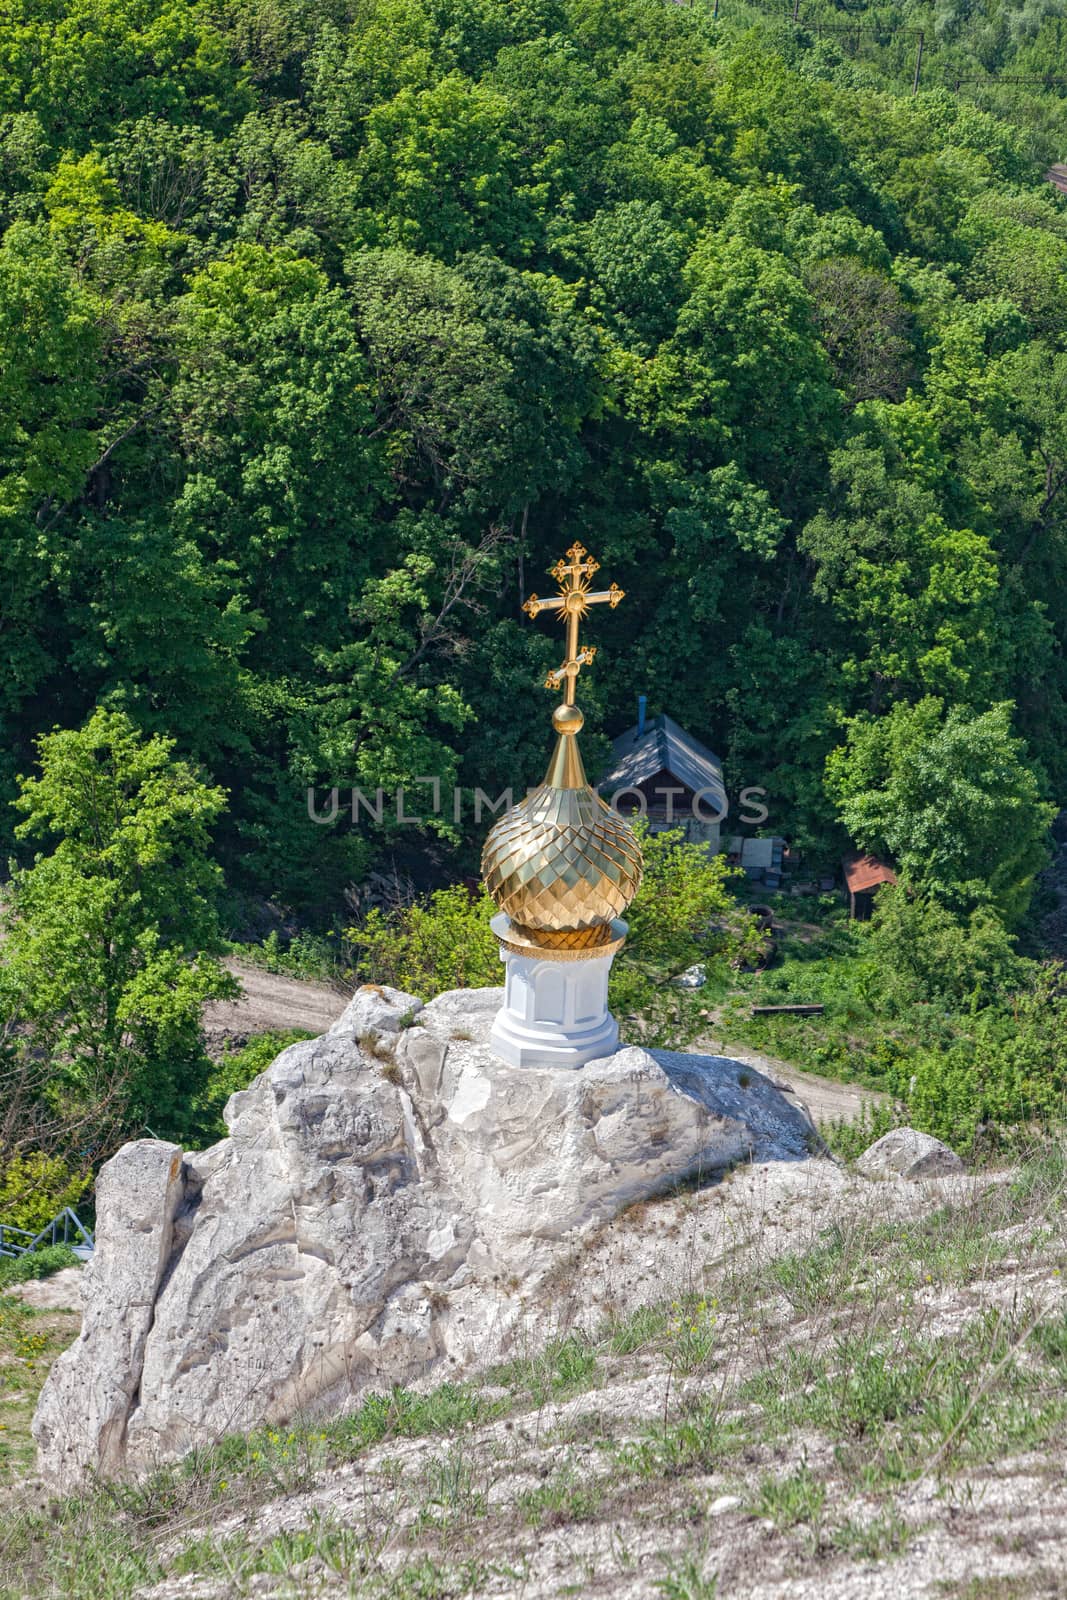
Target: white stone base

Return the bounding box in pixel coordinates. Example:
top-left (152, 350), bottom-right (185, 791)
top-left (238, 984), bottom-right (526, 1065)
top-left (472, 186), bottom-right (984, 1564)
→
top-left (488, 914), bottom-right (622, 1069)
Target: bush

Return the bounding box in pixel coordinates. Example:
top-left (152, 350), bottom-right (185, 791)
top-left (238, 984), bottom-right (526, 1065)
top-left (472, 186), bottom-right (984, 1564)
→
top-left (819, 1100), bottom-right (899, 1162)
top-left (344, 834), bottom-right (755, 1048)
top-left (867, 889), bottom-right (1029, 1010)
top-left (609, 827), bottom-right (754, 1046)
top-left (229, 930), bottom-right (347, 982)
top-left (624, 825), bottom-right (748, 970)
top-left (0, 1152), bottom-right (91, 1233)
top-left (893, 971), bottom-right (1067, 1152)
top-left (348, 885), bottom-right (501, 997)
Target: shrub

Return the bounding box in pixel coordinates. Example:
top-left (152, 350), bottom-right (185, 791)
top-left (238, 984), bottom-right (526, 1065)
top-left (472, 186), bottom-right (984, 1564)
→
top-left (894, 970), bottom-right (1067, 1151)
top-left (867, 889), bottom-right (1030, 1010)
top-left (343, 834), bottom-right (755, 1047)
top-left (0, 1152), bottom-right (91, 1233)
top-left (819, 1100), bottom-right (899, 1162)
top-left (624, 825), bottom-right (748, 970)
top-left (230, 930), bottom-right (346, 982)
top-left (348, 885), bottom-right (500, 997)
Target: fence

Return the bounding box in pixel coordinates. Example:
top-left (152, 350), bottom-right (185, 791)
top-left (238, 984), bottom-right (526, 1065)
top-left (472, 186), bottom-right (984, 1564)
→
top-left (0, 1206), bottom-right (95, 1261)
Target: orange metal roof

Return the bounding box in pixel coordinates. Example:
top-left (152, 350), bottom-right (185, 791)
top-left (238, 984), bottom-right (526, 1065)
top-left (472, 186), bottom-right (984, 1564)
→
top-left (842, 853), bottom-right (898, 894)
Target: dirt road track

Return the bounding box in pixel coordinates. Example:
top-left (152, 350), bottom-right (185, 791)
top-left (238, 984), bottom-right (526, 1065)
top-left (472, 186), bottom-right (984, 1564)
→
top-left (201, 959), bottom-right (349, 1054)
top-left (692, 1029), bottom-right (887, 1127)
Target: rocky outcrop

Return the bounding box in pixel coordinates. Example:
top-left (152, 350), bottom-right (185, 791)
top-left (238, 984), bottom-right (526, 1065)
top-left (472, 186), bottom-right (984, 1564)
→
top-left (33, 1139), bottom-right (184, 1481)
top-left (857, 1126), bottom-right (965, 1181)
top-left (33, 984), bottom-right (815, 1490)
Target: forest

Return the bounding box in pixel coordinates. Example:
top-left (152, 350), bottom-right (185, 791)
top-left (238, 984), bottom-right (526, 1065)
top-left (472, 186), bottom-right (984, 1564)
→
top-left (4, 0), bottom-right (1067, 1198)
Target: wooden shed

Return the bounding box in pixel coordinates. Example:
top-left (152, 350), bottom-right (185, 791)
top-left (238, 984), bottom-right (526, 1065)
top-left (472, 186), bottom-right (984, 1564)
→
top-left (598, 711), bottom-right (727, 851)
top-left (842, 852), bottom-right (897, 920)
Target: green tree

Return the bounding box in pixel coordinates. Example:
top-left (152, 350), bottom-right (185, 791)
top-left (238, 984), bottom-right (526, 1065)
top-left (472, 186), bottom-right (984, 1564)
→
top-left (2, 708), bottom-right (237, 1140)
top-left (0, 223), bottom-right (101, 791)
top-left (803, 256), bottom-right (915, 405)
top-left (353, 72), bottom-right (533, 258)
top-left (801, 402), bottom-right (1006, 709)
top-left (623, 823), bottom-right (747, 970)
top-left (1, 0), bottom-right (1067, 934)
top-left (653, 230), bottom-right (840, 491)
top-left (826, 697), bottom-right (1052, 923)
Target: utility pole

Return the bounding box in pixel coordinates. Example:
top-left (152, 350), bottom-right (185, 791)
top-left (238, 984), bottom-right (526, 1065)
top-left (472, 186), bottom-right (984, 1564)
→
top-left (912, 30), bottom-right (924, 95)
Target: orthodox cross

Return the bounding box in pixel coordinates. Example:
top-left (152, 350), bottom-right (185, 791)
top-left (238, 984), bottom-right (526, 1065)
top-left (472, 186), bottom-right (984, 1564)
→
top-left (523, 543), bottom-right (624, 705)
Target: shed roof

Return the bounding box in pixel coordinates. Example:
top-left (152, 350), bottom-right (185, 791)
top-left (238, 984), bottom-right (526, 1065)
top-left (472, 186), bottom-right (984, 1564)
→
top-left (598, 713), bottom-right (727, 812)
top-left (842, 853), bottom-right (897, 895)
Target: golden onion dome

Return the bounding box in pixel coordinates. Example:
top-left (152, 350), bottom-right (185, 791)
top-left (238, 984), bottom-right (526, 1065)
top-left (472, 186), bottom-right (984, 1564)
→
top-left (482, 704), bottom-right (643, 937)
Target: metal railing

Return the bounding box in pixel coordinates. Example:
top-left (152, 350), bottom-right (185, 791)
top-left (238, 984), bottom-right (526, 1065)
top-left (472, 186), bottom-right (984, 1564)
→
top-left (0, 1207), bottom-right (94, 1261)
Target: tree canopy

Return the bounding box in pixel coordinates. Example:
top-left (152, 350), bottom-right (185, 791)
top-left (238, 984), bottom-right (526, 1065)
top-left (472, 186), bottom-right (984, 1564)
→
top-left (0, 0), bottom-right (1063, 923)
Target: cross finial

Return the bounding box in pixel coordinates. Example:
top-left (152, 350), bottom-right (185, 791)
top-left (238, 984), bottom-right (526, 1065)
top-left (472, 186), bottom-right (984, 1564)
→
top-left (522, 542), bottom-right (624, 705)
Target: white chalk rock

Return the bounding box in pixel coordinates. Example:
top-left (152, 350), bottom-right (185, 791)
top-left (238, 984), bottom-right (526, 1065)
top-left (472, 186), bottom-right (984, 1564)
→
top-left (856, 1126), bottom-right (965, 1181)
top-left (33, 1139), bottom-right (184, 1487)
top-left (34, 984), bottom-right (815, 1488)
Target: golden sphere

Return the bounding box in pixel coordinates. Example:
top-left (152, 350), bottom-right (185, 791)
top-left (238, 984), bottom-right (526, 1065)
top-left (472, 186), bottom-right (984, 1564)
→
top-left (552, 703), bottom-right (584, 735)
top-left (482, 784), bottom-right (642, 932)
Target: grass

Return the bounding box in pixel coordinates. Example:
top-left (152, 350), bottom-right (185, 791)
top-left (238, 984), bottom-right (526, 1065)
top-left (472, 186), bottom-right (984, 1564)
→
top-left (714, 894), bottom-right (1003, 1132)
top-left (604, 1301), bottom-right (673, 1355)
top-left (741, 1292), bottom-right (1067, 1493)
top-left (0, 1244), bottom-right (80, 1291)
top-left (416, 1446), bottom-right (491, 1529)
top-left (833, 1508), bottom-right (914, 1561)
top-left (718, 902), bottom-right (894, 1087)
top-left (599, 1295), bottom-right (719, 1373)
top-left (819, 1099), bottom-right (899, 1161)
top-left (4, 1144), bottom-right (1067, 1598)
top-left (488, 1334), bottom-right (599, 1404)
top-left (938, 1582), bottom-right (1058, 1600)
top-left (0, 1288), bottom-right (81, 1485)
top-left (0, 1382), bottom-right (508, 1597)
top-left (613, 1402), bottom-right (740, 1480)
top-left (516, 1466), bottom-right (603, 1526)
top-left (764, 1200), bottom-right (1017, 1319)
top-left (654, 1553), bottom-right (719, 1599)
top-left (767, 1222), bottom-right (853, 1314)
top-left (224, 928), bottom-right (351, 983)
top-left (755, 1463), bottom-right (826, 1529)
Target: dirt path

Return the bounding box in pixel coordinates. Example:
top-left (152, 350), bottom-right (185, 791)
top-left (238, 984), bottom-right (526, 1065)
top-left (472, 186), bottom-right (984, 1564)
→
top-left (201, 959), bottom-right (350, 1055)
top-left (690, 1028), bottom-right (888, 1127)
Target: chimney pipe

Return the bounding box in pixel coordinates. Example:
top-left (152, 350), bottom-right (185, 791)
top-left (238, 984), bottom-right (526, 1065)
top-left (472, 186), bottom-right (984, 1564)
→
top-left (637, 694), bottom-right (647, 740)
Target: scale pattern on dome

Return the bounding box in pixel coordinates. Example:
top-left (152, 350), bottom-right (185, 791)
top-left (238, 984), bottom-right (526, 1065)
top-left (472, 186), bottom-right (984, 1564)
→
top-left (482, 784), bottom-right (643, 932)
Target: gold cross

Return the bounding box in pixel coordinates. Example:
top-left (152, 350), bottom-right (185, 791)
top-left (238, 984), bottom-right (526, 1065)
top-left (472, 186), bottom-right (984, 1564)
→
top-left (523, 543), bottom-right (624, 705)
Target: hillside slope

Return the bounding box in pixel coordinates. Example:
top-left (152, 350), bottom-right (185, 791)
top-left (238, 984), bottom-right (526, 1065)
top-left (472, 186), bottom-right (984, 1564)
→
top-left (7, 1150), bottom-right (1067, 1599)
